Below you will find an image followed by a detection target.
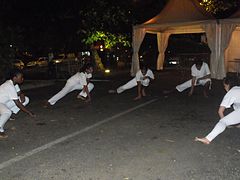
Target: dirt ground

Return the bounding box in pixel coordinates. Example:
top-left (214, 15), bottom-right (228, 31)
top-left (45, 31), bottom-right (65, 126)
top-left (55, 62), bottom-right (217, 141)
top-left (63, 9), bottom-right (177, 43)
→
top-left (0, 69), bottom-right (239, 180)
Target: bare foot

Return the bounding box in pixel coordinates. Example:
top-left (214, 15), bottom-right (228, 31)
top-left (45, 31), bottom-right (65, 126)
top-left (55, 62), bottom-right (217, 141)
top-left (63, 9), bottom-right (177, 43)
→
top-left (203, 91), bottom-right (209, 98)
top-left (163, 90), bottom-right (173, 95)
top-left (0, 132), bottom-right (8, 139)
top-left (194, 137), bottom-right (210, 145)
top-left (77, 95), bottom-right (86, 100)
top-left (108, 89), bottom-right (116, 94)
top-left (43, 101), bottom-right (50, 108)
top-left (236, 124), bottom-right (240, 128)
top-left (134, 96), bottom-right (142, 101)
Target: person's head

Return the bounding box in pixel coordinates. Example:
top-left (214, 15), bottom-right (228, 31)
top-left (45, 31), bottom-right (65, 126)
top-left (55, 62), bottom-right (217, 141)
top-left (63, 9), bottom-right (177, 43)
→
top-left (10, 68), bottom-right (24, 85)
top-left (82, 63), bottom-right (94, 74)
top-left (139, 63), bottom-right (148, 76)
top-left (223, 76), bottom-right (239, 92)
top-left (195, 59), bottom-right (203, 70)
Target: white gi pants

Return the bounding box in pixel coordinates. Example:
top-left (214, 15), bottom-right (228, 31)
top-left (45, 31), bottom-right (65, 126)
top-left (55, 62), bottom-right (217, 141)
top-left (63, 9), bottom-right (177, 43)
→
top-left (176, 78), bottom-right (211, 92)
top-left (205, 109), bottom-right (240, 142)
top-left (48, 82), bottom-right (94, 105)
top-left (6, 96), bottom-right (29, 114)
top-left (0, 103), bottom-right (12, 132)
top-left (117, 78), bottom-right (150, 94)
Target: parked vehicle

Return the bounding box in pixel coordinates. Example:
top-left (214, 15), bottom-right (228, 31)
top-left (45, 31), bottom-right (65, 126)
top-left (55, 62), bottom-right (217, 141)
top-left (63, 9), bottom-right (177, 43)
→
top-left (13, 60), bottom-right (25, 69)
top-left (37, 57), bottom-right (48, 67)
top-left (52, 54), bottom-right (65, 64)
top-left (26, 57), bottom-right (48, 67)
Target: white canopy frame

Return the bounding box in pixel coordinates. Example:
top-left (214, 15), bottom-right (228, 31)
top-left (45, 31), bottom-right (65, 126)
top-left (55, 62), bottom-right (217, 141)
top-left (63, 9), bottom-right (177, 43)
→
top-left (131, 0), bottom-right (240, 79)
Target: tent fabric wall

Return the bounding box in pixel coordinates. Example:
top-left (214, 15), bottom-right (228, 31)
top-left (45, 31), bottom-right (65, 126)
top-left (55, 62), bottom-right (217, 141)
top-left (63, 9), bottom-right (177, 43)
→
top-left (157, 32), bottom-right (170, 70)
top-left (131, 0), bottom-right (240, 79)
top-left (131, 27), bottom-right (146, 76)
top-left (225, 28), bottom-right (240, 72)
top-left (202, 23), bottom-right (218, 78)
top-left (218, 23), bottom-right (237, 79)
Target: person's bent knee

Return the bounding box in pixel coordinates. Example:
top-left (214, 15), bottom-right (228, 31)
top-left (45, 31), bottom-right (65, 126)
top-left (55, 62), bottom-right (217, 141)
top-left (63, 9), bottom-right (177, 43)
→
top-left (219, 119), bottom-right (228, 128)
top-left (3, 109), bottom-right (12, 118)
top-left (24, 96), bottom-right (30, 106)
top-left (142, 79), bottom-right (150, 87)
top-left (88, 83), bottom-right (94, 89)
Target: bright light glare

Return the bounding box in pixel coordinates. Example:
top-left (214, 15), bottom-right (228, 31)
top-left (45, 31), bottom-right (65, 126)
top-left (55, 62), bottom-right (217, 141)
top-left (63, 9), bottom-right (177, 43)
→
top-left (169, 61), bottom-right (177, 65)
top-left (105, 69), bottom-right (110, 73)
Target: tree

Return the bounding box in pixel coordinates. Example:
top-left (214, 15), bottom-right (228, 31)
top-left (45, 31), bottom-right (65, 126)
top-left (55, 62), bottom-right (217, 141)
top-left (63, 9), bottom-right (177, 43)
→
top-left (82, 31), bottom-right (130, 71)
top-left (77, 0), bottom-right (133, 71)
top-left (198, 0), bottom-right (239, 18)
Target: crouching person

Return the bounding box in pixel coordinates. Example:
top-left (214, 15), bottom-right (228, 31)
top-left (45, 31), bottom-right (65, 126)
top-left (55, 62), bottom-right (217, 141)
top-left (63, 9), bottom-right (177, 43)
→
top-left (117, 63), bottom-right (154, 100)
top-left (6, 84), bottom-right (30, 120)
top-left (176, 59), bottom-right (211, 97)
top-left (0, 69), bottom-right (35, 139)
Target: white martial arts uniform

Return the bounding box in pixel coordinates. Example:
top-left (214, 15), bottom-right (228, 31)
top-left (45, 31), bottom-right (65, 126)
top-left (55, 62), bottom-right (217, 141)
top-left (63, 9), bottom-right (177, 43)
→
top-left (117, 69), bottom-right (154, 94)
top-left (0, 80), bottom-right (19, 132)
top-left (6, 84), bottom-right (29, 114)
top-left (176, 62), bottom-right (211, 92)
top-left (205, 86), bottom-right (240, 142)
top-left (48, 72), bottom-right (94, 105)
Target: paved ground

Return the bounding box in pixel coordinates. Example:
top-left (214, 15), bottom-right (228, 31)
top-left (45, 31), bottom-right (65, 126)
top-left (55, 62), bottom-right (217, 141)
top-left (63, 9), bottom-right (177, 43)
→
top-left (0, 69), bottom-right (239, 180)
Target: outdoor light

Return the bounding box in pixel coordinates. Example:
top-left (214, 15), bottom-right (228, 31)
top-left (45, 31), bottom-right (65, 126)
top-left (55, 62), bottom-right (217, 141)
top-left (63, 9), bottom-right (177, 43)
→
top-left (10, 44), bottom-right (13, 47)
top-left (105, 69), bottom-right (110, 73)
top-left (100, 45), bottom-right (104, 52)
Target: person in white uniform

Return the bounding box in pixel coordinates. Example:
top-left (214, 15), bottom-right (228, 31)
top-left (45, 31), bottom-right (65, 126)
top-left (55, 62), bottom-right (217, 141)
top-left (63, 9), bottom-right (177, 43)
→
top-left (45, 63), bottom-right (94, 107)
top-left (176, 60), bottom-right (211, 97)
top-left (195, 76), bottom-right (240, 144)
top-left (116, 64), bottom-right (154, 100)
top-left (0, 69), bottom-right (35, 139)
top-left (6, 84), bottom-right (30, 120)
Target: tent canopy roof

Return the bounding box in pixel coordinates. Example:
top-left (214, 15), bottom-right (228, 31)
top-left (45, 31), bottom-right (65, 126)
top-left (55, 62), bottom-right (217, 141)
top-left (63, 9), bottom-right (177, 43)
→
top-left (143, 0), bottom-right (214, 25)
top-left (135, 0), bottom-right (218, 33)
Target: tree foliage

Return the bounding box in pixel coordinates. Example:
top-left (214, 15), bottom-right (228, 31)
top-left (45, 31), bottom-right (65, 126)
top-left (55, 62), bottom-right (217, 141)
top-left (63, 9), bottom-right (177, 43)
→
top-left (82, 31), bottom-right (131, 49)
top-left (198, 0), bottom-right (239, 18)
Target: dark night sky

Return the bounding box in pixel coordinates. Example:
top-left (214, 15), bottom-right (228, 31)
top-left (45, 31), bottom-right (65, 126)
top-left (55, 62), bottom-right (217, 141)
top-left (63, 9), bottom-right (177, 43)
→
top-left (0, 0), bottom-right (167, 55)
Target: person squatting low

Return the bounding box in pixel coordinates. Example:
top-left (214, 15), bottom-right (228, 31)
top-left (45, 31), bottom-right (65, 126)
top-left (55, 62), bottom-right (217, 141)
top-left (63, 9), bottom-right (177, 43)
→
top-left (6, 84), bottom-right (30, 120)
top-left (195, 76), bottom-right (240, 144)
top-left (0, 69), bottom-right (35, 139)
top-left (45, 63), bottom-right (94, 107)
top-left (176, 59), bottom-right (211, 97)
top-left (116, 63), bottom-right (154, 100)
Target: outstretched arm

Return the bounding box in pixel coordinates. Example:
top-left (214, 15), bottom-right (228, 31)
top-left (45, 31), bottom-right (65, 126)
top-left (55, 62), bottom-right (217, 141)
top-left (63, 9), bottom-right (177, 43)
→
top-left (14, 100), bottom-right (35, 117)
top-left (197, 74), bottom-right (211, 83)
top-left (188, 77), bottom-right (196, 96)
top-left (218, 106), bottom-right (225, 119)
top-left (83, 85), bottom-right (91, 102)
top-left (134, 81), bottom-right (142, 100)
top-left (18, 91), bottom-right (26, 103)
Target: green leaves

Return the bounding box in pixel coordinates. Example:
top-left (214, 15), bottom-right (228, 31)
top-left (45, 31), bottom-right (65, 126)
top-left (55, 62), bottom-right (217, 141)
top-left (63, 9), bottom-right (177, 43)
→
top-left (199, 0), bottom-right (239, 18)
top-left (82, 31), bottom-right (130, 49)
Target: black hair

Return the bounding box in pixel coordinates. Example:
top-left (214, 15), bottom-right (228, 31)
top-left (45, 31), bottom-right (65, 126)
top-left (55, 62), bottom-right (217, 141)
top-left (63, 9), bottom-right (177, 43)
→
top-left (223, 76), bottom-right (239, 89)
top-left (5, 68), bottom-right (23, 80)
top-left (195, 59), bottom-right (203, 66)
top-left (139, 63), bottom-right (148, 71)
top-left (80, 63), bottom-right (94, 72)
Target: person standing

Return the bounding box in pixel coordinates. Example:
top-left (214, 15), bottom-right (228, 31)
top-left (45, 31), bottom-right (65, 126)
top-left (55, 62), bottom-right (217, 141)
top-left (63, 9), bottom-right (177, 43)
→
top-left (45, 63), bottom-right (94, 107)
top-left (195, 76), bottom-right (240, 144)
top-left (175, 59), bottom-right (211, 97)
top-left (0, 69), bottom-right (35, 139)
top-left (116, 64), bottom-right (154, 100)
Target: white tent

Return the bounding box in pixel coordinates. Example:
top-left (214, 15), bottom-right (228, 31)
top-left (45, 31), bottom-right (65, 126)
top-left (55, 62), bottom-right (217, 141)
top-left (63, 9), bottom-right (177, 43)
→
top-left (131, 0), bottom-right (240, 79)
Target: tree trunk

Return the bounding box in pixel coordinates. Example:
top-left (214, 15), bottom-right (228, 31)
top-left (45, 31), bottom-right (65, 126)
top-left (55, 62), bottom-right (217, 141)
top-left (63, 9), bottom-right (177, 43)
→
top-left (91, 47), bottom-right (105, 71)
